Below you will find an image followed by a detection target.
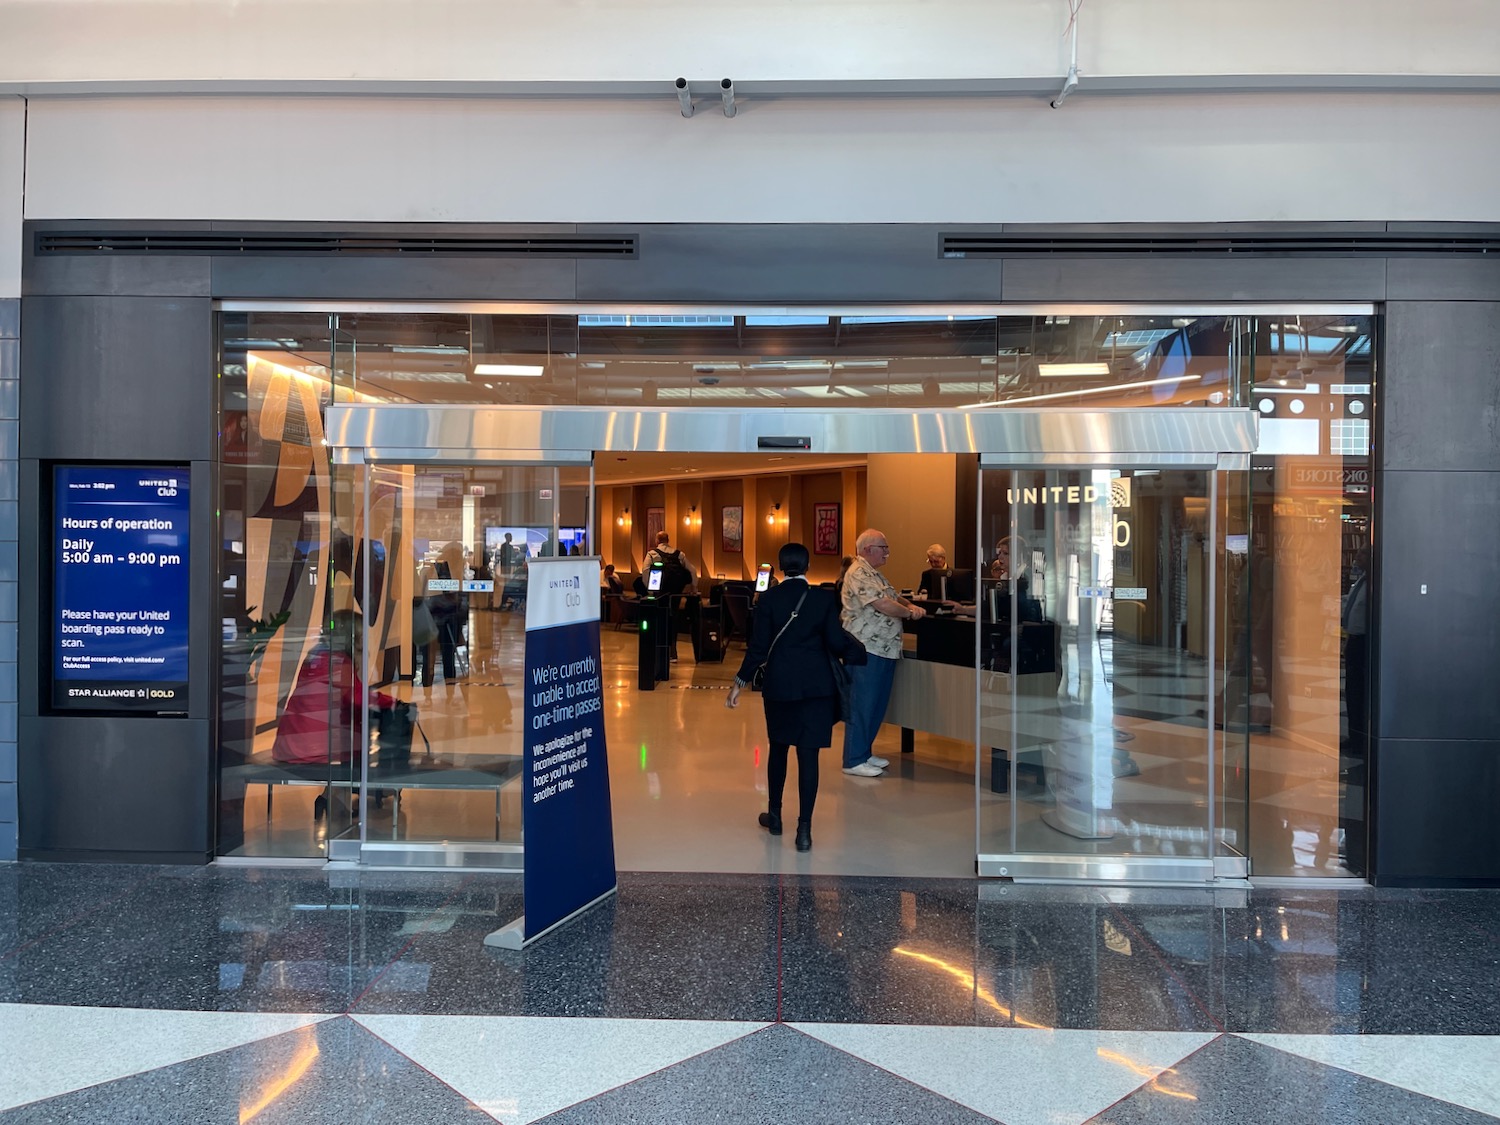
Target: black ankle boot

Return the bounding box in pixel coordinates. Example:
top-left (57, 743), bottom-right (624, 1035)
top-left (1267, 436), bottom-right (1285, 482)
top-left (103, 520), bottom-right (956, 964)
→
top-left (794, 820), bottom-right (812, 852)
top-left (758, 811), bottom-right (783, 836)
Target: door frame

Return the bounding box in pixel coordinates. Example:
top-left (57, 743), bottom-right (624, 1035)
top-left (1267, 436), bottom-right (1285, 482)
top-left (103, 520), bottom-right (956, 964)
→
top-left (326, 404), bottom-right (1256, 875)
top-left (973, 458), bottom-right (1247, 884)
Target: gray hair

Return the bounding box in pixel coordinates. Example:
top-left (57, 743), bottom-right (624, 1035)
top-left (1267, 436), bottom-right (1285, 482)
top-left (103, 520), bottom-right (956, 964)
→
top-left (855, 528), bottom-right (887, 553)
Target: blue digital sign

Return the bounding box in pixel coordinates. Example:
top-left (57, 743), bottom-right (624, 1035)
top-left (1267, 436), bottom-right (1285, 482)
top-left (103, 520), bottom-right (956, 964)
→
top-left (52, 465), bottom-right (190, 712)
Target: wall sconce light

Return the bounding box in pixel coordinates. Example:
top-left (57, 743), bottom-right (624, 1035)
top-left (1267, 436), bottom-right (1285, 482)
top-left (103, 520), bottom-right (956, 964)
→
top-left (617, 506), bottom-right (630, 527)
top-left (766, 502), bottom-right (781, 526)
top-left (683, 504), bottom-right (698, 528)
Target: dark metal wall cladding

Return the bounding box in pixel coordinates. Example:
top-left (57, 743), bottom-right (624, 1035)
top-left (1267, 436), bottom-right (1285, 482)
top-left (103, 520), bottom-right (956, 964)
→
top-left (16, 292), bottom-right (218, 857)
top-left (30, 219), bottom-right (1500, 304)
top-left (1381, 302), bottom-right (1500, 472)
top-left (1374, 739), bottom-right (1500, 884)
top-left (1370, 301), bottom-right (1500, 884)
top-left (19, 296), bottom-right (215, 461)
top-left (1374, 467), bottom-right (1500, 742)
top-left (17, 716), bottom-right (212, 859)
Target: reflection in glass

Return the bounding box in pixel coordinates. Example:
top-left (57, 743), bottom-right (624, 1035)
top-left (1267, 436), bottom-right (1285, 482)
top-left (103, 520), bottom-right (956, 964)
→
top-left (228, 313), bottom-right (1254, 411)
top-left (214, 308), bottom-right (1375, 879)
top-left (979, 468), bottom-right (1218, 863)
top-left (217, 316), bottom-right (350, 857)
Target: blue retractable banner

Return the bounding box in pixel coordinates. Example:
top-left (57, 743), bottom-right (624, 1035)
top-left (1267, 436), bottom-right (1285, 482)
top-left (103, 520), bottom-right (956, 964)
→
top-left (486, 556), bottom-right (616, 949)
top-left (52, 465), bottom-right (191, 713)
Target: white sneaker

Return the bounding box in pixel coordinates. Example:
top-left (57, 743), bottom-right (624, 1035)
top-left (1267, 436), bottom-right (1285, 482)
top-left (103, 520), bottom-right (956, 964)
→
top-left (866, 756), bottom-right (890, 769)
top-left (843, 762), bottom-right (884, 777)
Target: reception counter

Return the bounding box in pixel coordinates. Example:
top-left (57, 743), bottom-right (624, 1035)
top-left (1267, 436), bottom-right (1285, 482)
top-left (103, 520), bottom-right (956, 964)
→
top-left (883, 616), bottom-right (1124, 840)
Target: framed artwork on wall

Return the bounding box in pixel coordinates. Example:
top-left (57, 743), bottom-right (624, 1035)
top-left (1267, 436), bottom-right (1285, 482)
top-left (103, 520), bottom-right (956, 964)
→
top-left (645, 507), bottom-right (665, 546)
top-left (721, 505), bottom-right (743, 553)
top-left (813, 502), bottom-right (841, 555)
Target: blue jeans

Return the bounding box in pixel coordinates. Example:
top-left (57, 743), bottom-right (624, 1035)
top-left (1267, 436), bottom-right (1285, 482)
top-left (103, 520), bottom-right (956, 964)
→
top-left (842, 654), bottom-right (898, 768)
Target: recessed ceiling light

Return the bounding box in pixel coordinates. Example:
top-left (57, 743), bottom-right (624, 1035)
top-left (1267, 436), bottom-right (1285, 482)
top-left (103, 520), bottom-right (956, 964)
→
top-left (1038, 362), bottom-right (1110, 378)
top-left (474, 363), bottom-right (544, 377)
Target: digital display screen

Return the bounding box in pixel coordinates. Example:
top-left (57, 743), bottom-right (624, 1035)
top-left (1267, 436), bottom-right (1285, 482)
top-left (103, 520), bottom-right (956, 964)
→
top-left (52, 465), bottom-right (190, 712)
top-left (755, 565), bottom-right (772, 593)
top-left (646, 567), bottom-right (663, 592)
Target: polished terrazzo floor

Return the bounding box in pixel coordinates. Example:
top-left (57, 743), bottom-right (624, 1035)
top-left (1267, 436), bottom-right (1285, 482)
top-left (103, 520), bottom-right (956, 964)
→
top-left (2, 862), bottom-right (1498, 1122)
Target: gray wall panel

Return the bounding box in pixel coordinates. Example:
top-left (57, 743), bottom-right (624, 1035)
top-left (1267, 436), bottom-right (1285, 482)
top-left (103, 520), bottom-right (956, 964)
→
top-left (1386, 259), bottom-right (1500, 302)
top-left (1382, 302), bottom-right (1500, 472)
top-left (0, 338), bottom-right (15, 381)
top-left (211, 255), bottom-right (579, 301)
top-left (20, 296), bottom-right (213, 462)
top-left (576, 224), bottom-right (1002, 302)
top-left (1374, 469), bottom-right (1500, 741)
top-left (1000, 256), bottom-right (1386, 303)
top-left (23, 252), bottom-right (213, 298)
top-left (1374, 739), bottom-right (1500, 883)
top-left (17, 716), bottom-right (212, 857)
top-left (0, 301), bottom-right (16, 338)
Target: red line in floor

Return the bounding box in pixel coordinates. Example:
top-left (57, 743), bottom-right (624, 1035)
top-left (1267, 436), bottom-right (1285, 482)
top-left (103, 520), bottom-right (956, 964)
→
top-left (347, 877), bottom-right (474, 1014)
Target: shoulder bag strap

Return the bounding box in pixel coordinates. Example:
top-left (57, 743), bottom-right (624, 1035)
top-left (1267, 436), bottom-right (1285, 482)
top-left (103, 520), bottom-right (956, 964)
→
top-left (763, 587), bottom-right (810, 664)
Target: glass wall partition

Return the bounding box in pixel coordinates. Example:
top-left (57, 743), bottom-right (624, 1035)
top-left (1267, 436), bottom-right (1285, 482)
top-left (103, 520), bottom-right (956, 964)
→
top-left (341, 462), bottom-right (571, 867)
top-left (976, 465), bottom-right (1238, 880)
top-left (217, 306), bottom-right (1374, 879)
top-left (217, 314), bottom-right (355, 858)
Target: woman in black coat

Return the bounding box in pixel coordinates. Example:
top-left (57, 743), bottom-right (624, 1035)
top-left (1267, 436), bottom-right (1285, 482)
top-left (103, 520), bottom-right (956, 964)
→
top-left (727, 543), bottom-right (867, 852)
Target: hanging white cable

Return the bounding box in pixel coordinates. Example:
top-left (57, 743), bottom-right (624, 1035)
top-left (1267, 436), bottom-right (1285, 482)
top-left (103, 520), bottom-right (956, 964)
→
top-left (1051, 0), bottom-right (1083, 109)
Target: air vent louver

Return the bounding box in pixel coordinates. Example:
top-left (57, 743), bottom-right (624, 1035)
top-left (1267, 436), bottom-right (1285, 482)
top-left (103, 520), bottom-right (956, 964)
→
top-left (941, 233), bottom-right (1500, 257)
top-left (35, 232), bottom-right (637, 258)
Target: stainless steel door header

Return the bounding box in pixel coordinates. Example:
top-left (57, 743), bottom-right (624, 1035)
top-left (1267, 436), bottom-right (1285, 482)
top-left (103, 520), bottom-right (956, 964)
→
top-left (327, 404), bottom-right (1257, 460)
top-left (219, 300), bottom-right (1376, 317)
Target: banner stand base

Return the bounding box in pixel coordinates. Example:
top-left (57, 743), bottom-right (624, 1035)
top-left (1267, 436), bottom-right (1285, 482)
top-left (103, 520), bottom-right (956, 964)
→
top-left (484, 916), bottom-right (526, 950)
top-left (483, 884), bottom-right (618, 951)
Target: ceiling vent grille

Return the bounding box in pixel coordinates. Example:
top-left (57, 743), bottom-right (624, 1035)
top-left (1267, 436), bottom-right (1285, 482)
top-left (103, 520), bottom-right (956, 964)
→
top-left (34, 232), bottom-right (638, 259)
top-left (941, 232), bottom-right (1500, 258)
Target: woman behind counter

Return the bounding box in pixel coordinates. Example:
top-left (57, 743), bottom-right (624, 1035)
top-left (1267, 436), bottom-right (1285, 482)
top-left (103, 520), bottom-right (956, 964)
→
top-left (727, 543), bottom-right (866, 852)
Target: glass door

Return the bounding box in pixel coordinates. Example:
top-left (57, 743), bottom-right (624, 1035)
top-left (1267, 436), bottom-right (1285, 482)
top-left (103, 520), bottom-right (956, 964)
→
top-left (341, 460), bottom-right (588, 867)
top-left (977, 465), bottom-right (1235, 881)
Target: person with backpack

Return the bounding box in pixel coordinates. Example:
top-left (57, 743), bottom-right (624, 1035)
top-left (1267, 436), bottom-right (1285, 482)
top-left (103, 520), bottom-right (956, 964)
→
top-left (644, 530), bottom-right (698, 661)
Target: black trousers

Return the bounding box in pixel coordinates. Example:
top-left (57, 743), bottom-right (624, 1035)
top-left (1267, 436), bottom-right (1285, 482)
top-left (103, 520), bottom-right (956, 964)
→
top-left (767, 743), bottom-right (820, 824)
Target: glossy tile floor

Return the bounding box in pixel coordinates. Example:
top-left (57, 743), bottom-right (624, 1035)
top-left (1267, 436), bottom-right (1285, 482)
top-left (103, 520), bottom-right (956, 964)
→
top-left (3, 863), bottom-right (1498, 1122)
top-left (227, 614), bottom-right (1361, 880)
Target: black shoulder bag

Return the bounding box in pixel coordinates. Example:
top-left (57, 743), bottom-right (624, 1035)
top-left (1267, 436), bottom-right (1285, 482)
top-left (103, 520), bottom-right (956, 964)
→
top-left (749, 587), bottom-right (809, 691)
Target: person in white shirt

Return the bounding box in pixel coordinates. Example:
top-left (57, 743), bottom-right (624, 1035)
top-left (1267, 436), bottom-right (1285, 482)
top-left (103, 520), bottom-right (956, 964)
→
top-left (839, 528), bottom-right (925, 777)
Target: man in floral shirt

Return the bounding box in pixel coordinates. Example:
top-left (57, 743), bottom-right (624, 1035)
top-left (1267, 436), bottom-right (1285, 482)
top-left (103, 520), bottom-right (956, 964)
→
top-left (839, 528), bottom-right (926, 776)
